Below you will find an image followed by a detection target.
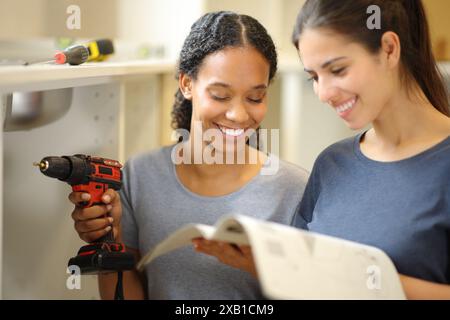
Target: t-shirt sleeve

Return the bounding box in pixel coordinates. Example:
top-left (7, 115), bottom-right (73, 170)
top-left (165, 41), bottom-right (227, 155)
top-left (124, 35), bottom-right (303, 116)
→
top-left (290, 159), bottom-right (321, 230)
top-left (119, 162), bottom-right (139, 249)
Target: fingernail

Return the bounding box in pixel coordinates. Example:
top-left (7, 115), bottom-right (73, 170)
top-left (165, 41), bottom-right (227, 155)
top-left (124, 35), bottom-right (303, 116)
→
top-left (103, 195), bottom-right (111, 203)
top-left (106, 205), bottom-right (113, 211)
top-left (81, 193), bottom-right (91, 201)
top-left (108, 217), bottom-right (114, 223)
top-left (105, 226), bottom-right (112, 232)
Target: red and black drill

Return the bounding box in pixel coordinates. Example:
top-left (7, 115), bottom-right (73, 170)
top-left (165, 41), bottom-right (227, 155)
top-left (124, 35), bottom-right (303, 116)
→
top-left (34, 154), bottom-right (135, 298)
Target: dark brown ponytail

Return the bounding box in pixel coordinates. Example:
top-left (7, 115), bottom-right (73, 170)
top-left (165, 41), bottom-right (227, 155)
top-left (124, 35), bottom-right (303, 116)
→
top-left (401, 0), bottom-right (449, 116)
top-left (292, 0), bottom-right (449, 116)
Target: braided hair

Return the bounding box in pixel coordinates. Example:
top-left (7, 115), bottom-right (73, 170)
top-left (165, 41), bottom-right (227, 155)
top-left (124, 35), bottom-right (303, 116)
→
top-left (172, 11), bottom-right (278, 131)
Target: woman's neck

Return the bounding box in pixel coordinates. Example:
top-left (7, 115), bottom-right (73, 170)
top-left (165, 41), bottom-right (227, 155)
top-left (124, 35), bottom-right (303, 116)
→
top-left (369, 88), bottom-right (450, 148)
top-left (186, 144), bottom-right (264, 177)
top-left (361, 86), bottom-right (450, 161)
top-left (174, 143), bottom-right (266, 196)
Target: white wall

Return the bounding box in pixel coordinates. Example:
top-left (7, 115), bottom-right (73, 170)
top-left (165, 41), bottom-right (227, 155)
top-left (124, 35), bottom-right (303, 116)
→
top-left (0, 0), bottom-right (47, 40)
top-left (203, 0), bottom-right (304, 60)
top-left (117, 0), bottom-right (204, 60)
top-left (0, 0), bottom-right (118, 40)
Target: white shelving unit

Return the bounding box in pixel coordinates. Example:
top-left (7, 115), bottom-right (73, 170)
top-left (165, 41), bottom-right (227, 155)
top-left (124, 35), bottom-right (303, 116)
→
top-left (0, 60), bottom-right (175, 93)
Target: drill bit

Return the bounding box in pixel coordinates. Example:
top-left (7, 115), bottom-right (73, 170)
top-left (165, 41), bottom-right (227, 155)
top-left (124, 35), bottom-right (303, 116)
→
top-left (33, 161), bottom-right (48, 171)
top-left (33, 161), bottom-right (42, 167)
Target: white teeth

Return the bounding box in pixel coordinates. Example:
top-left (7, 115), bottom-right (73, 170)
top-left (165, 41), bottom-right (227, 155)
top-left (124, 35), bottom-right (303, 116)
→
top-left (336, 98), bottom-right (356, 113)
top-left (218, 126), bottom-right (244, 137)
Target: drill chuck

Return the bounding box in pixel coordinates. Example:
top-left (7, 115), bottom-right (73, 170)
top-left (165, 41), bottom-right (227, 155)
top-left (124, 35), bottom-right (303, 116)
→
top-left (35, 156), bottom-right (71, 180)
top-left (34, 155), bottom-right (91, 185)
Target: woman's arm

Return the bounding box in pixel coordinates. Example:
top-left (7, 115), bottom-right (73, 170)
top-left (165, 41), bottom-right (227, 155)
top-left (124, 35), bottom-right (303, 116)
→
top-left (98, 246), bottom-right (147, 300)
top-left (399, 274), bottom-right (450, 300)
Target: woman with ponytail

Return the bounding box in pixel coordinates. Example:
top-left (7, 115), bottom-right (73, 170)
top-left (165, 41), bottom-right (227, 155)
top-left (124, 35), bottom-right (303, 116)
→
top-left (197, 0), bottom-right (450, 299)
top-left (290, 0), bottom-right (450, 299)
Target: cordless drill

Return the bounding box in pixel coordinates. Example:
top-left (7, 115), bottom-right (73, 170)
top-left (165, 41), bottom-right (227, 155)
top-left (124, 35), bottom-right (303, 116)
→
top-left (33, 155), bottom-right (135, 275)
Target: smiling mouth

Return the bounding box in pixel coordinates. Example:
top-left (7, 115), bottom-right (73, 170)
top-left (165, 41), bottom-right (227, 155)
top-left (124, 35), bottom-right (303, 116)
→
top-left (335, 97), bottom-right (357, 114)
top-left (214, 123), bottom-right (246, 137)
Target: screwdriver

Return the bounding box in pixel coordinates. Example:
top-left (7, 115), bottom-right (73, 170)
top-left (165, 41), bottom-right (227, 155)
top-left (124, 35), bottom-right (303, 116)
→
top-left (53, 45), bottom-right (89, 65)
top-left (27, 39), bottom-right (113, 66)
top-left (28, 45), bottom-right (89, 66)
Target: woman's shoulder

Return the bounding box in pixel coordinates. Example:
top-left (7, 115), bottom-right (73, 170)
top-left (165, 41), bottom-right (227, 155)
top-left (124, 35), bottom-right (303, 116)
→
top-left (264, 153), bottom-right (310, 187)
top-left (315, 134), bottom-right (360, 164)
top-left (279, 158), bottom-right (310, 181)
top-left (125, 145), bottom-right (174, 172)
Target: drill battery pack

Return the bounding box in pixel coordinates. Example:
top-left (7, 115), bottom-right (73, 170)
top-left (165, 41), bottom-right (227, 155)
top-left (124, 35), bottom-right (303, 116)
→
top-left (69, 242), bottom-right (135, 274)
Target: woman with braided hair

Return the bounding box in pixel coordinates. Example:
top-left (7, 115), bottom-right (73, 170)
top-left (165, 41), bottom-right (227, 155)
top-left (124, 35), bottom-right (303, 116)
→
top-left (67, 11), bottom-right (309, 299)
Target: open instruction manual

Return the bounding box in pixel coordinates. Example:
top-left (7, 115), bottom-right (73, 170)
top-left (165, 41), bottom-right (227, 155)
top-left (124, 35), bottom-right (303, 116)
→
top-left (137, 214), bottom-right (406, 299)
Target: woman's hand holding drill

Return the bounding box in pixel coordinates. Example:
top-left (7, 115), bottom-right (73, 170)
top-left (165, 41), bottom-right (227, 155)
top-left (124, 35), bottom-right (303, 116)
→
top-left (69, 189), bottom-right (123, 243)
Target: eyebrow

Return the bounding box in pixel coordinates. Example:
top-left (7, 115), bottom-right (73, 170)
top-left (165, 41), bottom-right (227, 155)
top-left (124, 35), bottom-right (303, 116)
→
top-left (303, 57), bottom-right (348, 73)
top-left (208, 82), bottom-right (267, 90)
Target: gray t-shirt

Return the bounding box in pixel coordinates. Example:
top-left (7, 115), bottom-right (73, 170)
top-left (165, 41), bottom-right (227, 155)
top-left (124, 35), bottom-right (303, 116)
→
top-left (120, 145), bottom-right (309, 299)
top-left (292, 132), bottom-right (450, 284)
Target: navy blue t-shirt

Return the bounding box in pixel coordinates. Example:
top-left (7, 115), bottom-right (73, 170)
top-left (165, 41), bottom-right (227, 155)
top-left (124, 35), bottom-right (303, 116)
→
top-left (292, 132), bottom-right (450, 284)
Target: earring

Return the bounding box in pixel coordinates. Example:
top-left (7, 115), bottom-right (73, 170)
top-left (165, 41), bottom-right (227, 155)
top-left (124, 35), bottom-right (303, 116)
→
top-left (184, 90), bottom-right (192, 99)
